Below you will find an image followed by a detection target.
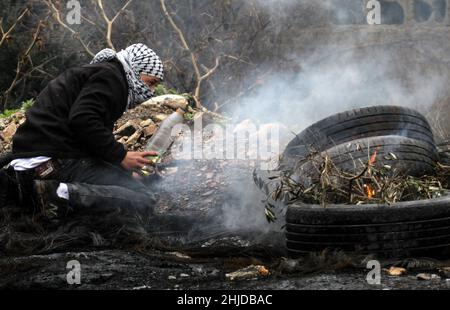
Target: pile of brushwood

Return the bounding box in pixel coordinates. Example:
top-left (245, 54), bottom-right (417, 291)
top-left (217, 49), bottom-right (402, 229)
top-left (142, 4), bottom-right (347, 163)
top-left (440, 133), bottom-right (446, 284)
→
top-left (269, 151), bottom-right (450, 208)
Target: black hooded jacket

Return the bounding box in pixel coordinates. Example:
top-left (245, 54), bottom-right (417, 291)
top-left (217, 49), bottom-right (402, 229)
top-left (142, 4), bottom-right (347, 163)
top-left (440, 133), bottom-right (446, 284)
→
top-left (12, 58), bottom-right (129, 164)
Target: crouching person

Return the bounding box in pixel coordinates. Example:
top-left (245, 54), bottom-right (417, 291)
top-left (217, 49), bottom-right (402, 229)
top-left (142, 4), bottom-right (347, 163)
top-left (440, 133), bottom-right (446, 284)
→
top-left (9, 43), bottom-right (164, 219)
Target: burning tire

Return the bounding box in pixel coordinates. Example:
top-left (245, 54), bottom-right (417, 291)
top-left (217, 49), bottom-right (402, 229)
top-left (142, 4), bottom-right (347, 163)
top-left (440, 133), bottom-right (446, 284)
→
top-left (254, 135), bottom-right (439, 205)
top-left (280, 105), bottom-right (435, 171)
top-left (252, 105), bottom-right (446, 258)
top-left (285, 196), bottom-right (450, 257)
top-left (294, 135), bottom-right (438, 183)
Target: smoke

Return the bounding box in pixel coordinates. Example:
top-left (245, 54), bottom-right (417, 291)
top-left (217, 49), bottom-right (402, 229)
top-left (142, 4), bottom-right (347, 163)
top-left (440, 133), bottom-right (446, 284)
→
top-left (231, 43), bottom-right (449, 132)
top-left (202, 0), bottom-right (450, 241)
top-left (160, 0), bottom-right (450, 246)
top-left (229, 1), bottom-right (450, 131)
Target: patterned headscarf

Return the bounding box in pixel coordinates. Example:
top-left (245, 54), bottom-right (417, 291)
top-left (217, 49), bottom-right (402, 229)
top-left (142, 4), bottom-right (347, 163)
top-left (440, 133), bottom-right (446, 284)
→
top-left (91, 43), bottom-right (164, 109)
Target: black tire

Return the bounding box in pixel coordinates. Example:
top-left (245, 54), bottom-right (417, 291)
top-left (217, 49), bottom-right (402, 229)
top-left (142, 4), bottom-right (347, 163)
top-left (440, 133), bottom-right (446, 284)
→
top-left (295, 135), bottom-right (438, 182)
top-left (437, 142), bottom-right (450, 165)
top-left (285, 195), bottom-right (450, 257)
top-left (280, 105), bottom-right (435, 171)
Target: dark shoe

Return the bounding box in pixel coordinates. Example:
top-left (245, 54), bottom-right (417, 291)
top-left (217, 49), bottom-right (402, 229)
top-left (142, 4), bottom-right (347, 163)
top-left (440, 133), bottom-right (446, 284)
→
top-left (33, 180), bottom-right (72, 219)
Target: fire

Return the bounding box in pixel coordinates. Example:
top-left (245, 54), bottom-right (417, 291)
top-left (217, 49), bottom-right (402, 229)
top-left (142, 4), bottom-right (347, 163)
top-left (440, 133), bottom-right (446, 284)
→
top-left (369, 146), bottom-right (381, 166)
top-left (363, 146), bottom-right (381, 199)
top-left (364, 184), bottom-right (376, 199)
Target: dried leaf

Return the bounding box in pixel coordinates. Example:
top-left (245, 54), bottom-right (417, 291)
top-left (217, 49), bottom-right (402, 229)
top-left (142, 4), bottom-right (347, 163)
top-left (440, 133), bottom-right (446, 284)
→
top-left (384, 152), bottom-right (398, 160)
top-left (264, 206), bottom-right (277, 223)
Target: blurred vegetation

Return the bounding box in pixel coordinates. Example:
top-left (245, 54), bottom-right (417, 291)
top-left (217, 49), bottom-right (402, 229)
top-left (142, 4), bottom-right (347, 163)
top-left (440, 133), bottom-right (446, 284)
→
top-left (0, 98), bottom-right (34, 118)
top-left (154, 84), bottom-right (179, 96)
top-left (0, 0), bottom-right (306, 112)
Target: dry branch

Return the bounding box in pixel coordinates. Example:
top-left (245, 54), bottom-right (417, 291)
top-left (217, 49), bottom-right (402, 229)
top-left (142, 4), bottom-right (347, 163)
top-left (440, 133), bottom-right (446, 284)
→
top-left (160, 0), bottom-right (224, 109)
top-left (97, 0), bottom-right (133, 51)
top-left (2, 21), bottom-right (43, 106)
top-left (0, 8), bottom-right (29, 47)
top-left (44, 0), bottom-right (95, 57)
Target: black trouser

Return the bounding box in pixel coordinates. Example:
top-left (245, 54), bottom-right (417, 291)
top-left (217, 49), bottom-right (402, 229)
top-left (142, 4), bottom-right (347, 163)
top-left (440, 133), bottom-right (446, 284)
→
top-left (15, 158), bottom-right (156, 213)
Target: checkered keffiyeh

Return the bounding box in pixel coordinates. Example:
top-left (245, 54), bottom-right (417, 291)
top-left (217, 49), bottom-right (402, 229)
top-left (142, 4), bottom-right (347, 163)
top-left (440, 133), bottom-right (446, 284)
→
top-left (91, 43), bottom-right (164, 109)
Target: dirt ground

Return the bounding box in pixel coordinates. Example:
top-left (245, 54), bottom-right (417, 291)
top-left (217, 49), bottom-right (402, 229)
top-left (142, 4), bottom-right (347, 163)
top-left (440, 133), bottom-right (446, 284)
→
top-left (3, 240), bottom-right (450, 290)
top-left (2, 160), bottom-right (450, 290)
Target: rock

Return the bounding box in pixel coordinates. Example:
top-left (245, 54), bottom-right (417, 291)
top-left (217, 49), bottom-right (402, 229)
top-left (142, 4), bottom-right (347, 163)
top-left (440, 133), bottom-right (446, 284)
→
top-left (154, 114), bottom-right (169, 122)
top-left (132, 285), bottom-right (151, 290)
top-left (278, 259), bottom-right (301, 273)
top-left (191, 266), bottom-right (205, 275)
top-left (142, 95), bottom-right (188, 110)
top-left (114, 120), bottom-right (138, 137)
top-left (168, 252), bottom-right (191, 260)
top-left (161, 95), bottom-right (188, 110)
top-left (225, 265), bottom-right (270, 281)
top-left (168, 275), bottom-right (177, 280)
top-left (140, 119), bottom-right (154, 127)
top-left (140, 99), bottom-right (158, 107)
top-left (2, 122), bottom-right (18, 142)
top-left (125, 129), bottom-right (142, 146)
top-left (118, 136), bottom-right (128, 144)
top-left (383, 267), bottom-right (407, 276)
top-left (179, 273), bottom-right (190, 278)
top-left (417, 273), bottom-right (441, 281)
top-left (0, 119), bottom-right (6, 131)
top-left (143, 124), bottom-right (157, 137)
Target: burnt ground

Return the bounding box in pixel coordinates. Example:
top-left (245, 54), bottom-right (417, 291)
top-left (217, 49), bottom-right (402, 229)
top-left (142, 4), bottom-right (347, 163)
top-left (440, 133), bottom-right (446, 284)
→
top-left (2, 249), bottom-right (450, 290)
top-left (2, 159), bottom-right (450, 290)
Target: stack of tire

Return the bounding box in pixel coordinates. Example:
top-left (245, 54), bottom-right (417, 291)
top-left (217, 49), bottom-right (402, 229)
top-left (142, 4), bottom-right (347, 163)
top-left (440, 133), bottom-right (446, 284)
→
top-left (254, 105), bottom-right (450, 258)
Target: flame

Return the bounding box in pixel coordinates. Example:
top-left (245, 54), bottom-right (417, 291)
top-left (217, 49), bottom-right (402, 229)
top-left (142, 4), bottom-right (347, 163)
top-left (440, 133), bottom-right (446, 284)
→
top-left (364, 146), bottom-right (381, 198)
top-left (369, 146), bottom-right (381, 166)
top-left (364, 184), bottom-right (376, 199)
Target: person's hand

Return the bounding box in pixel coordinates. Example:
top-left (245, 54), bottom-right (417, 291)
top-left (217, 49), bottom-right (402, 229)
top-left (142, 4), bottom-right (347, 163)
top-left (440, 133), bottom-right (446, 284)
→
top-left (121, 151), bottom-right (158, 171)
